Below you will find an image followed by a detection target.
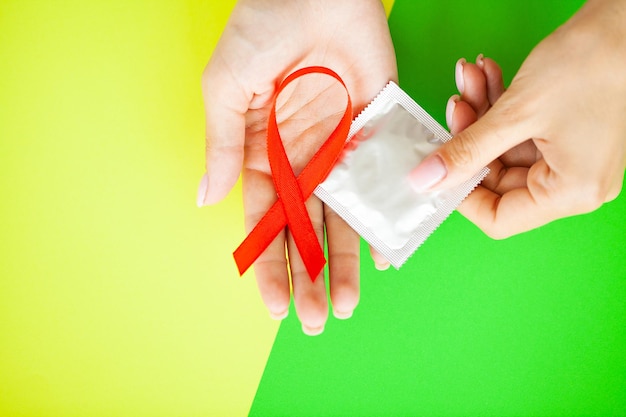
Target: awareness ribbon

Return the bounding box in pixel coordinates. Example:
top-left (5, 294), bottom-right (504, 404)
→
top-left (233, 66), bottom-right (352, 281)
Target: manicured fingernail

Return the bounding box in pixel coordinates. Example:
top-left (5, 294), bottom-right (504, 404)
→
top-left (446, 95), bottom-right (460, 131)
top-left (302, 324), bottom-right (324, 336)
top-left (455, 58), bottom-right (466, 94)
top-left (476, 53), bottom-right (485, 69)
top-left (196, 173), bottom-right (209, 207)
top-left (269, 309), bottom-right (288, 320)
top-left (333, 309), bottom-right (353, 320)
top-left (375, 261), bottom-right (390, 271)
top-left (409, 155), bottom-right (447, 192)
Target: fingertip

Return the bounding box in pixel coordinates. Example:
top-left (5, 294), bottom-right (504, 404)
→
top-left (450, 99), bottom-right (478, 135)
top-left (294, 293), bottom-right (329, 335)
top-left (446, 94), bottom-right (460, 131)
top-left (325, 205), bottom-right (361, 321)
top-left (196, 172), bottom-right (209, 207)
top-left (333, 309), bottom-right (353, 320)
top-left (269, 309), bottom-right (289, 321)
top-left (329, 278), bottom-right (359, 318)
top-left (476, 53), bottom-right (485, 69)
top-left (409, 155), bottom-right (448, 193)
top-left (459, 61), bottom-right (489, 116)
top-left (482, 56), bottom-right (503, 77)
top-left (302, 324), bottom-right (325, 336)
top-left (455, 58), bottom-right (466, 94)
top-left (374, 261), bottom-right (390, 271)
top-left (369, 246), bottom-right (390, 269)
top-left (252, 241), bottom-right (291, 325)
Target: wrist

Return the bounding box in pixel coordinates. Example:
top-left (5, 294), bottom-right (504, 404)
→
top-left (558, 0), bottom-right (626, 86)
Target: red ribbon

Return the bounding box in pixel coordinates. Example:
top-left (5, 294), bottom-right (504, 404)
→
top-left (233, 66), bottom-right (352, 281)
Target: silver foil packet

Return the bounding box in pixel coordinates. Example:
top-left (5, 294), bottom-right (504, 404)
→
top-left (314, 81), bottom-right (489, 268)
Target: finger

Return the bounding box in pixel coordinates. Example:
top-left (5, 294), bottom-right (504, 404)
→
top-left (499, 139), bottom-right (541, 168)
top-left (369, 246), bottom-right (390, 271)
top-left (243, 167), bottom-right (291, 320)
top-left (200, 56), bottom-right (252, 205)
top-left (480, 162), bottom-right (531, 195)
top-left (409, 91), bottom-right (533, 192)
top-left (477, 55), bottom-right (506, 106)
top-left (493, 167), bottom-right (531, 194)
top-left (447, 95), bottom-right (478, 135)
top-left (458, 159), bottom-right (565, 239)
top-left (325, 205), bottom-right (360, 318)
top-left (288, 195), bottom-right (328, 336)
top-left (479, 158), bottom-right (506, 191)
top-left (456, 59), bottom-right (489, 117)
top-left (457, 186), bottom-right (544, 239)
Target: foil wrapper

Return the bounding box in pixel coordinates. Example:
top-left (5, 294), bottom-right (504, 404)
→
top-left (314, 81), bottom-right (488, 268)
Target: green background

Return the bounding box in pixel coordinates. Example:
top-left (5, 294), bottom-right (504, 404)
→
top-left (250, 1), bottom-right (626, 416)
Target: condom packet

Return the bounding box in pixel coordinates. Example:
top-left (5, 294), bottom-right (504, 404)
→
top-left (313, 81), bottom-right (489, 268)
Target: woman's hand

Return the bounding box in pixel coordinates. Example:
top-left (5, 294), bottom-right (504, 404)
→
top-left (410, 0), bottom-right (626, 238)
top-left (198, 0), bottom-right (397, 334)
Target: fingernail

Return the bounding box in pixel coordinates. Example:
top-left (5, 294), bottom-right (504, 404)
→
top-left (455, 58), bottom-right (466, 94)
top-left (269, 309), bottom-right (288, 320)
top-left (409, 155), bottom-right (447, 192)
top-left (476, 53), bottom-right (485, 69)
top-left (333, 309), bottom-right (353, 320)
top-left (375, 261), bottom-right (390, 271)
top-left (446, 95), bottom-right (460, 131)
top-left (302, 324), bottom-right (324, 336)
top-left (196, 173), bottom-right (209, 207)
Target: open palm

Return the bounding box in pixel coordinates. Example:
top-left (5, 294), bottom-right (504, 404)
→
top-left (199, 0), bottom-right (397, 334)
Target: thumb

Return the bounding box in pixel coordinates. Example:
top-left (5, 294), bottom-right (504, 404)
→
top-left (409, 97), bottom-right (530, 192)
top-left (197, 61), bottom-right (250, 207)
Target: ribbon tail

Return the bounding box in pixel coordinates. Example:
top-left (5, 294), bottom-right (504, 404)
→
top-left (233, 200), bottom-right (286, 276)
top-left (233, 195), bottom-right (327, 280)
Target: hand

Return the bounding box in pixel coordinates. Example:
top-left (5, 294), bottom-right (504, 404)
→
top-left (409, 0), bottom-right (626, 239)
top-left (198, 0), bottom-right (397, 334)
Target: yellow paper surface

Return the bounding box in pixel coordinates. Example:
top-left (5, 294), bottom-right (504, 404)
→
top-left (0, 1), bottom-right (394, 415)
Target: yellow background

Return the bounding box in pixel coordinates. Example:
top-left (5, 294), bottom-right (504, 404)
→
top-left (0, 1), bottom-right (393, 415)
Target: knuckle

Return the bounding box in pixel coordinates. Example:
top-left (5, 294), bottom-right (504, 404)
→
top-left (606, 187), bottom-right (622, 203)
top-left (527, 163), bottom-right (599, 215)
top-left (606, 177), bottom-right (623, 202)
top-left (559, 180), bottom-right (605, 214)
top-left (474, 197), bottom-right (517, 240)
top-left (482, 224), bottom-right (513, 241)
top-left (497, 90), bottom-right (534, 122)
top-left (491, 84), bottom-right (539, 132)
top-left (313, 222), bottom-right (325, 241)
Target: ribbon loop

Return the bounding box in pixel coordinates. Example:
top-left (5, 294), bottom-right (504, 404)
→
top-left (233, 66), bottom-right (352, 281)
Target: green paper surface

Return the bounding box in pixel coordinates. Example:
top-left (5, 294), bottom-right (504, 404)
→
top-left (250, 1), bottom-right (626, 416)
